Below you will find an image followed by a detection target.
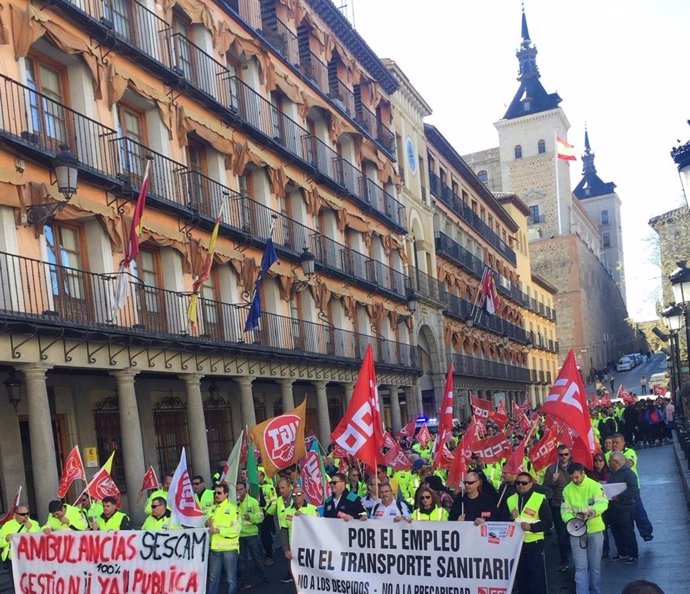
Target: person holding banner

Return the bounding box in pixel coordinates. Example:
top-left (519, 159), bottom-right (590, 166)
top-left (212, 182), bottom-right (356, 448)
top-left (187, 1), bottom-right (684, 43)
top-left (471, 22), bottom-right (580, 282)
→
top-left (43, 500), bottom-right (88, 532)
top-left (284, 489), bottom-right (318, 531)
top-left (561, 463), bottom-right (609, 594)
top-left (141, 497), bottom-right (177, 531)
top-left (508, 472), bottom-right (552, 594)
top-left (207, 482), bottom-right (241, 594)
top-left (448, 472), bottom-right (497, 524)
top-left (369, 484), bottom-right (411, 521)
top-left (323, 473), bottom-right (367, 520)
top-left (411, 487), bottom-right (448, 521)
top-left (95, 496), bottom-right (132, 531)
top-left (0, 505), bottom-right (40, 565)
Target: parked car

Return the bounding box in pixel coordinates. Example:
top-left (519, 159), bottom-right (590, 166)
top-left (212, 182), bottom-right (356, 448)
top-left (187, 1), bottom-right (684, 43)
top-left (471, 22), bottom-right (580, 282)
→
top-left (649, 372), bottom-right (670, 388)
top-left (616, 357), bottom-right (633, 372)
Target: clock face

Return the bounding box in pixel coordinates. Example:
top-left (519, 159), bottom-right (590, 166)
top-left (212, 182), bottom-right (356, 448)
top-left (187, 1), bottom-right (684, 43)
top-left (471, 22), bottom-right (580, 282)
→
top-left (406, 137), bottom-right (417, 174)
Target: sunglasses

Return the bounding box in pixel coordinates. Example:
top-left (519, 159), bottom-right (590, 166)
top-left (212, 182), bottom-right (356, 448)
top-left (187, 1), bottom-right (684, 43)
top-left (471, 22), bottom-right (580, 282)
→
top-left (515, 480), bottom-right (531, 486)
top-left (558, 453), bottom-right (570, 457)
top-left (463, 480), bottom-right (478, 485)
top-left (16, 512), bottom-right (29, 516)
top-left (192, 482), bottom-right (202, 486)
top-left (330, 481), bottom-right (342, 486)
top-left (420, 495), bottom-right (432, 500)
top-left (151, 504), bottom-right (162, 509)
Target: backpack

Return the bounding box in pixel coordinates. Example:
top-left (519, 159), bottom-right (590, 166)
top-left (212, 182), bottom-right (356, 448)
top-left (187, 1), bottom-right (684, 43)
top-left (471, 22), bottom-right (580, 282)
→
top-left (648, 409), bottom-right (661, 424)
top-left (371, 500), bottom-right (404, 517)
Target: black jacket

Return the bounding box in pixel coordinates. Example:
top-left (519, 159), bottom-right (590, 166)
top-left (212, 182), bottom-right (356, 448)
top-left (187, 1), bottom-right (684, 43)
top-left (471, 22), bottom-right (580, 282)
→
top-left (323, 489), bottom-right (366, 519)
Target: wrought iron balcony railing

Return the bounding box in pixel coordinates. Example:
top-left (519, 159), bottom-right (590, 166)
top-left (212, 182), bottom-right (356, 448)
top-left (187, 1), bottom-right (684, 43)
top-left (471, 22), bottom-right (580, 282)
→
top-left (329, 79), bottom-right (356, 119)
top-left (451, 353), bottom-right (530, 383)
top-left (410, 268), bottom-right (444, 303)
top-left (300, 49), bottom-right (329, 94)
top-left (0, 251), bottom-right (418, 369)
top-left (442, 292), bottom-right (528, 343)
top-left (261, 16), bottom-right (299, 65)
top-left (435, 233), bottom-right (485, 279)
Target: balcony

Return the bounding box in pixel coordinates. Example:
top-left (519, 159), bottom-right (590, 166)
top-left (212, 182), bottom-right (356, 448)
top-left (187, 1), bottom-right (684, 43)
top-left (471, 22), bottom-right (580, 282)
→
top-left (328, 79), bottom-right (356, 119)
top-left (354, 102), bottom-right (395, 154)
top-left (300, 50), bottom-right (329, 94)
top-left (443, 292), bottom-right (528, 343)
top-left (528, 214), bottom-right (545, 225)
top-left (410, 269), bottom-right (444, 303)
top-left (435, 233), bottom-right (485, 278)
top-left (451, 353), bottom-right (530, 383)
top-left (0, 252), bottom-right (418, 370)
top-left (260, 16), bottom-right (299, 65)
top-left (359, 177), bottom-right (405, 229)
top-left (429, 171), bottom-right (516, 266)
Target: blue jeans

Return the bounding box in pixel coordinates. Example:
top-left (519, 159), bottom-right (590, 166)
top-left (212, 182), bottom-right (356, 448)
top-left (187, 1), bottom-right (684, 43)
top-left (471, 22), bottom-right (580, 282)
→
top-left (570, 531), bottom-right (604, 594)
top-left (208, 549), bottom-right (238, 594)
top-left (239, 535), bottom-right (267, 585)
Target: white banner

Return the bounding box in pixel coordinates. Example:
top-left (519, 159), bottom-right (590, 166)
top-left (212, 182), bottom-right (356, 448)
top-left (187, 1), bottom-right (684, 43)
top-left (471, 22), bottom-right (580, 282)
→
top-left (291, 517), bottom-right (523, 594)
top-left (11, 529), bottom-right (208, 594)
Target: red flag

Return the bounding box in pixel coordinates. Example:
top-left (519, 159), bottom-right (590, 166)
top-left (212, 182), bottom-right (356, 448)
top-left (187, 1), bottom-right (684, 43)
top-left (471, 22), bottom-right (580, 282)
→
top-left (331, 443), bottom-right (349, 460)
top-left (416, 423), bottom-right (431, 448)
top-left (301, 450), bottom-right (327, 507)
top-left (489, 409), bottom-right (509, 430)
top-left (83, 467), bottom-right (120, 503)
top-left (331, 344), bottom-right (384, 470)
top-left (470, 432), bottom-right (512, 463)
top-left (528, 424), bottom-right (560, 472)
top-left (480, 267), bottom-right (501, 315)
top-left (652, 385), bottom-right (667, 397)
top-left (619, 386), bottom-right (635, 405)
top-left (470, 394), bottom-right (492, 422)
top-left (57, 446), bottom-right (86, 498)
top-left (511, 401), bottom-right (531, 433)
top-left (381, 432), bottom-right (411, 471)
top-left (542, 349), bottom-right (594, 469)
top-left (398, 417), bottom-right (417, 440)
top-left (447, 421), bottom-right (478, 490)
top-left (337, 457), bottom-right (350, 475)
top-left (123, 160), bottom-right (152, 268)
top-left (140, 466), bottom-right (159, 492)
top-left (591, 394), bottom-right (601, 407)
top-left (518, 399), bottom-right (530, 414)
top-left (503, 437), bottom-right (527, 475)
top-left (0, 487), bottom-right (22, 526)
top-left (433, 363), bottom-right (455, 469)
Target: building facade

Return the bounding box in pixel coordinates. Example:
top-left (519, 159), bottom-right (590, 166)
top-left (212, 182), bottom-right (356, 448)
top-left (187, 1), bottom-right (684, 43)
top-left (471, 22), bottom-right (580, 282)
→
top-left (0, 0), bottom-right (423, 522)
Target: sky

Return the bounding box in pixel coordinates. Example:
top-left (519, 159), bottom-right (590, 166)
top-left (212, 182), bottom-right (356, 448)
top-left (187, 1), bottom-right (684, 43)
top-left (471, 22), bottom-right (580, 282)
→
top-left (349, 0), bottom-right (690, 322)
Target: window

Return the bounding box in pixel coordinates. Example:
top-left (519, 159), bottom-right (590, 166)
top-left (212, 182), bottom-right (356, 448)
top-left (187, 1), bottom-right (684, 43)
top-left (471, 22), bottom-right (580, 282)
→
top-left (104, 0), bottom-right (134, 41)
top-left (514, 145), bottom-right (522, 159)
top-left (477, 170), bottom-right (488, 184)
top-left (25, 56), bottom-right (68, 149)
top-left (237, 171), bottom-right (254, 231)
top-left (186, 140), bottom-right (212, 215)
top-left (45, 222), bottom-right (89, 320)
top-left (601, 210), bottom-right (609, 225)
top-left (172, 13), bottom-right (194, 80)
top-left (537, 139), bottom-right (546, 154)
top-left (133, 248), bottom-right (166, 331)
top-left (117, 103), bottom-right (147, 186)
top-left (529, 205), bottom-right (540, 224)
top-left (200, 270), bottom-right (223, 338)
top-left (602, 232), bottom-right (611, 248)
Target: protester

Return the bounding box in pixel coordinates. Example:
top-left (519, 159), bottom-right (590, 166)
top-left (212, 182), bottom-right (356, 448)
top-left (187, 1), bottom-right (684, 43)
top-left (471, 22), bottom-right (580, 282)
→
top-left (411, 486), bottom-right (448, 521)
top-left (369, 483), bottom-right (411, 521)
top-left (192, 475), bottom-right (215, 514)
top-left (448, 471), bottom-right (497, 523)
top-left (266, 477), bottom-right (294, 584)
top-left (75, 493), bottom-right (103, 526)
top-left (544, 444), bottom-right (573, 572)
top-left (141, 496), bottom-right (175, 531)
top-left (257, 470), bottom-right (277, 565)
top-left (508, 472), bottom-right (552, 594)
top-left (323, 472), bottom-right (367, 520)
top-left (587, 453), bottom-right (611, 558)
top-left (96, 496), bottom-right (132, 531)
top-left (207, 483), bottom-right (241, 594)
top-left (43, 500), bottom-right (88, 532)
top-left (236, 481), bottom-right (267, 590)
top-left (561, 463), bottom-right (609, 594)
top-left (0, 504), bottom-right (40, 564)
top-left (144, 474), bottom-right (172, 515)
top-left (607, 452), bottom-right (639, 563)
top-left (362, 477), bottom-right (381, 516)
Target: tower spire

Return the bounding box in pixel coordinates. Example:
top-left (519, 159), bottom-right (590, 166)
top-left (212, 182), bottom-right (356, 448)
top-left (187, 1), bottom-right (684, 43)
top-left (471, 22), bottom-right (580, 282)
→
top-left (517, 9), bottom-right (539, 80)
top-left (582, 128), bottom-right (596, 177)
top-left (574, 127), bottom-right (616, 199)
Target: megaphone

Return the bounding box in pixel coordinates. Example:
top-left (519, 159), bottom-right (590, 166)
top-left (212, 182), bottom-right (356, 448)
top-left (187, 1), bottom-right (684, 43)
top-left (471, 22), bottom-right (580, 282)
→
top-left (566, 517), bottom-right (587, 537)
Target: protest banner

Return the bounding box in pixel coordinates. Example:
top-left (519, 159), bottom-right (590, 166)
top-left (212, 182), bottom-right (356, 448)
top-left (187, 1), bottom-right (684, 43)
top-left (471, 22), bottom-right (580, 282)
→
top-left (291, 516), bottom-right (522, 594)
top-left (11, 529), bottom-right (209, 594)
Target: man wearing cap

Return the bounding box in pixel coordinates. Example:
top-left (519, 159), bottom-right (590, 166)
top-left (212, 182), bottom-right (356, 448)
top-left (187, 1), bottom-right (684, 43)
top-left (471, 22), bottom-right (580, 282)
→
top-left (561, 463), bottom-right (608, 594)
top-left (43, 500), bottom-right (88, 532)
top-left (323, 473), bottom-right (367, 520)
top-left (0, 504), bottom-right (40, 565)
top-left (508, 472), bottom-right (552, 594)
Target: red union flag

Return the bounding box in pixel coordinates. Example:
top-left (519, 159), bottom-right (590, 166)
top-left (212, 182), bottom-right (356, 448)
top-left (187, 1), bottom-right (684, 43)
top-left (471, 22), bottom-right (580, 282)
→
top-left (251, 400), bottom-right (307, 478)
top-left (139, 466), bottom-right (159, 492)
top-left (331, 344), bottom-right (384, 470)
top-left (447, 420), bottom-right (478, 490)
top-left (57, 446), bottom-right (86, 498)
top-left (0, 487), bottom-right (22, 526)
top-left (529, 423), bottom-right (560, 472)
top-left (398, 417), bottom-right (417, 440)
top-left (471, 395), bottom-right (492, 421)
top-left (84, 467), bottom-right (120, 503)
top-left (434, 362), bottom-right (455, 469)
top-left (416, 423), bottom-right (431, 448)
top-left (300, 450), bottom-right (327, 507)
top-left (470, 432), bottom-right (512, 464)
top-left (381, 432), bottom-right (411, 471)
top-left (511, 401), bottom-right (531, 433)
top-left (169, 448), bottom-right (205, 528)
top-left (542, 349), bottom-right (594, 469)
top-left (652, 384), bottom-right (667, 397)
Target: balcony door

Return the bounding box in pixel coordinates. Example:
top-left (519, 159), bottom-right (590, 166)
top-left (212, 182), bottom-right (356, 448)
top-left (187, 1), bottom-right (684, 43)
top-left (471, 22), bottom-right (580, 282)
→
top-left (133, 248), bottom-right (166, 331)
top-left (199, 271), bottom-right (224, 341)
top-left (25, 56), bottom-right (69, 151)
top-left (44, 222), bottom-right (91, 321)
top-left (117, 103), bottom-right (147, 189)
top-left (103, 0), bottom-right (135, 43)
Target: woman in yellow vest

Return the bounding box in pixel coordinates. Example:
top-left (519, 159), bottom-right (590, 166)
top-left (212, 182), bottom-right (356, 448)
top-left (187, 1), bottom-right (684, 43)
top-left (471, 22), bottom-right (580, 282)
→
top-left (411, 486), bottom-right (448, 521)
top-left (507, 472), bottom-right (553, 594)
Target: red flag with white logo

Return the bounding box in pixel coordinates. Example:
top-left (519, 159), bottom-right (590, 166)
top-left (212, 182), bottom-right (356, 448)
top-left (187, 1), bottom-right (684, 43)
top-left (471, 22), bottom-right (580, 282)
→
top-left (416, 423), bottom-right (431, 448)
top-left (542, 349), bottom-right (594, 469)
top-left (169, 448), bottom-right (205, 528)
top-left (471, 394), bottom-right (492, 423)
top-left (300, 450), bottom-right (327, 507)
top-left (0, 486), bottom-right (22, 526)
top-left (331, 344), bottom-right (384, 471)
top-left (398, 417), bottom-right (417, 440)
top-left (502, 435), bottom-right (528, 475)
top-left (81, 467), bottom-right (120, 504)
top-left (652, 384), bottom-right (667, 397)
top-left (447, 420), bottom-right (478, 490)
top-left (528, 423), bottom-right (560, 472)
top-left (470, 432), bottom-right (512, 464)
top-left (139, 466), bottom-right (159, 492)
top-left (433, 362), bottom-right (455, 469)
top-left (381, 432), bottom-right (412, 471)
top-left (57, 446), bottom-right (86, 498)
top-left (511, 401), bottom-right (531, 433)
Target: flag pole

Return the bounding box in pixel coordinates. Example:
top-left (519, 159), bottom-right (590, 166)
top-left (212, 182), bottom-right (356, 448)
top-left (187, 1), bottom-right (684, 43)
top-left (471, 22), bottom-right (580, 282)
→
top-left (471, 267), bottom-right (488, 325)
top-left (244, 214), bottom-right (278, 328)
top-left (554, 132), bottom-right (563, 235)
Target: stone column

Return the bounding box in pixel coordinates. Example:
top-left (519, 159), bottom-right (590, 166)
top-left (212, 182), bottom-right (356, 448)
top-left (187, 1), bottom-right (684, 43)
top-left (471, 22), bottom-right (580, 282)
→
top-left (112, 369), bottom-right (146, 526)
top-left (279, 379), bottom-right (295, 412)
top-left (342, 382), bottom-right (354, 408)
top-left (237, 377), bottom-right (256, 429)
top-left (388, 386), bottom-right (402, 434)
top-left (22, 365), bottom-right (58, 522)
top-left (404, 386), bottom-right (420, 418)
top-left (314, 381), bottom-right (331, 449)
top-left (452, 387), bottom-right (461, 421)
top-left (182, 374), bottom-right (211, 482)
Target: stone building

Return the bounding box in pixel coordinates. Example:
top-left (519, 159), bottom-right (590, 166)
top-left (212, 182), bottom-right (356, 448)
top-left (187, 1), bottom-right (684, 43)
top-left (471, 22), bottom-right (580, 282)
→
top-left (649, 206), bottom-right (690, 305)
top-left (0, 0), bottom-right (420, 522)
top-left (463, 10), bottom-right (637, 370)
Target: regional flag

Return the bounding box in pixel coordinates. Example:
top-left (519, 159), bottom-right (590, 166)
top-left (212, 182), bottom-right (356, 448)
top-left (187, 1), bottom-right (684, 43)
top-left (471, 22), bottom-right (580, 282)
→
top-left (188, 207), bottom-right (223, 326)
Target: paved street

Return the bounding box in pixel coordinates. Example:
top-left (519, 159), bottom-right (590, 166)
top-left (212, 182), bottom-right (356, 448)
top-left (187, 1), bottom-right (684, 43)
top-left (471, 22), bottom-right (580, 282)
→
top-left (585, 352), bottom-right (668, 396)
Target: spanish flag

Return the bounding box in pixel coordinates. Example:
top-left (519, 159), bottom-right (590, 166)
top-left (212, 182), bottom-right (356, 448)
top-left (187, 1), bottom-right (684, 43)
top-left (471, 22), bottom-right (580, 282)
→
top-left (556, 136), bottom-right (576, 161)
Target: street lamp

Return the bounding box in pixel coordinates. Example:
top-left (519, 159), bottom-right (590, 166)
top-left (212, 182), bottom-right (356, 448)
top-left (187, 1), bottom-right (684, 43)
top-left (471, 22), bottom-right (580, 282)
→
top-left (3, 370), bottom-right (23, 411)
top-left (663, 304), bottom-right (684, 416)
top-left (671, 123), bottom-right (690, 200)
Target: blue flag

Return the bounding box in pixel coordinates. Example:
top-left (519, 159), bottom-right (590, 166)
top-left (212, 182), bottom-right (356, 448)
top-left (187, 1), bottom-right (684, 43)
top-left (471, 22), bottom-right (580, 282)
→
top-left (244, 237), bottom-right (277, 332)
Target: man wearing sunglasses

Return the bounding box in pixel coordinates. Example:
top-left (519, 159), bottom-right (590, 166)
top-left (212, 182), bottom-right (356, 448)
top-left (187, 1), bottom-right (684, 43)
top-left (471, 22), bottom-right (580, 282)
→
top-left (508, 473), bottom-right (552, 594)
top-left (207, 483), bottom-right (241, 594)
top-left (191, 476), bottom-right (214, 515)
top-left (543, 444), bottom-right (573, 572)
top-left (323, 473), bottom-right (367, 520)
top-left (0, 505), bottom-right (40, 566)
